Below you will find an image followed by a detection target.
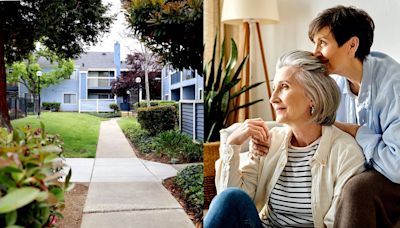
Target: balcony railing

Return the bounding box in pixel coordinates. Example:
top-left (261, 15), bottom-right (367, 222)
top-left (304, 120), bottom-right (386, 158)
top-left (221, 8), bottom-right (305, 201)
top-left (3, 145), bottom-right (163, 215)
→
top-left (87, 77), bottom-right (115, 89)
top-left (171, 71), bottom-right (181, 85)
top-left (79, 99), bottom-right (116, 112)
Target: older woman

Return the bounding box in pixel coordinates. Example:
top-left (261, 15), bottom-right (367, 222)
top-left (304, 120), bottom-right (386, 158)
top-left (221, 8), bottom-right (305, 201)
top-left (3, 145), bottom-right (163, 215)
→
top-left (204, 50), bottom-right (365, 228)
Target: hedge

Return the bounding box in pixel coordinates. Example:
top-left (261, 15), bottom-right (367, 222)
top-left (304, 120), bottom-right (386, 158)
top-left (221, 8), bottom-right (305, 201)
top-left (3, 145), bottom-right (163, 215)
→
top-left (137, 106), bottom-right (176, 136)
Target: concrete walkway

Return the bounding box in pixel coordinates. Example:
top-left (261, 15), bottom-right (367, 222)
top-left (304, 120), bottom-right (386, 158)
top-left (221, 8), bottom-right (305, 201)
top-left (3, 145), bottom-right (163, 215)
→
top-left (65, 119), bottom-right (194, 228)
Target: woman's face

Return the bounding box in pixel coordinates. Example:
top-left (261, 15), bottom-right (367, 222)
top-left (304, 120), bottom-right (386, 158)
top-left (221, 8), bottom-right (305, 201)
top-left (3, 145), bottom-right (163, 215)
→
top-left (312, 26), bottom-right (350, 75)
top-left (270, 67), bottom-right (313, 126)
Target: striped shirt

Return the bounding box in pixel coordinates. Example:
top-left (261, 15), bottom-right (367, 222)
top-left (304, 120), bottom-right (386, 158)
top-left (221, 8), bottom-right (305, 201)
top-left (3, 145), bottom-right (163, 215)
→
top-left (262, 138), bottom-right (320, 227)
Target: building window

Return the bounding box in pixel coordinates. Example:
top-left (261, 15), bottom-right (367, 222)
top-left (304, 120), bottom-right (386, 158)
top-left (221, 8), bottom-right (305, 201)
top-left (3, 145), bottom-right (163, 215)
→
top-left (165, 94), bottom-right (169, 100)
top-left (64, 94), bottom-right (77, 104)
top-left (99, 94), bottom-right (109, 99)
top-left (198, 88), bottom-right (203, 100)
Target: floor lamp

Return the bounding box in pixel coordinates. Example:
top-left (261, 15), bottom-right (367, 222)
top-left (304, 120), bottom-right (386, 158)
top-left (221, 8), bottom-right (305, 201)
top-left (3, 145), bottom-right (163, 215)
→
top-left (221, 0), bottom-right (279, 120)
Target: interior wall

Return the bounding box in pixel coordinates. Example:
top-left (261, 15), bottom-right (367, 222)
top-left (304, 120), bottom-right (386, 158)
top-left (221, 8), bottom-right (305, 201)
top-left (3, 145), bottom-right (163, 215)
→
top-left (263, 0), bottom-right (400, 80)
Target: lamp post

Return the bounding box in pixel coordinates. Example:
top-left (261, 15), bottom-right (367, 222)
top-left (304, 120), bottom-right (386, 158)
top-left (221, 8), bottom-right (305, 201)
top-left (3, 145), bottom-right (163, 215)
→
top-left (36, 71), bottom-right (42, 118)
top-left (135, 77), bottom-right (141, 107)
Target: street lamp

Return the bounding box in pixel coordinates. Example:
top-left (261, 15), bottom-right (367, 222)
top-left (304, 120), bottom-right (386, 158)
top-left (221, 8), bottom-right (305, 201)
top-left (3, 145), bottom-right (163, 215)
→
top-left (135, 77), bottom-right (141, 107)
top-left (36, 71), bottom-right (42, 118)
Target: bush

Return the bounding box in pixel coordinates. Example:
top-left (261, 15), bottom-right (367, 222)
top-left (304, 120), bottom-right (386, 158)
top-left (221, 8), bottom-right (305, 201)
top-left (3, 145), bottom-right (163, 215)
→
top-left (109, 103), bottom-right (119, 113)
top-left (137, 106), bottom-right (176, 136)
top-left (0, 124), bottom-right (71, 227)
top-left (123, 121), bottom-right (156, 154)
top-left (42, 102), bottom-right (61, 112)
top-left (87, 112), bottom-right (121, 118)
top-left (153, 130), bottom-right (202, 162)
top-left (174, 164), bottom-right (203, 221)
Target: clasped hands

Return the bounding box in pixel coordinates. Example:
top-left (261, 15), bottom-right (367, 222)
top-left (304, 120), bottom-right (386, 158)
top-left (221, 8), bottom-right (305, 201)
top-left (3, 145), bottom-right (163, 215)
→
top-left (226, 118), bottom-right (270, 159)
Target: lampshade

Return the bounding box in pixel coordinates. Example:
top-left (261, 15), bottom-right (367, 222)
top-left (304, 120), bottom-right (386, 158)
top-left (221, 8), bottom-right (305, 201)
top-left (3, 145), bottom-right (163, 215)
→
top-left (221, 0), bottom-right (279, 24)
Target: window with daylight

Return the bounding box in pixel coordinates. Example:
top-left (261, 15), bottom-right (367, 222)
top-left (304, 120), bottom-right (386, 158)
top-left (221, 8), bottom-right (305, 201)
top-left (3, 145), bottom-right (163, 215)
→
top-left (64, 94), bottom-right (77, 104)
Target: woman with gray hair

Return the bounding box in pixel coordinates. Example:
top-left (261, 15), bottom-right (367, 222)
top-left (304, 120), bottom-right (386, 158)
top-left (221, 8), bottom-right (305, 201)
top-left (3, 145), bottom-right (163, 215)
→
top-left (204, 50), bottom-right (366, 228)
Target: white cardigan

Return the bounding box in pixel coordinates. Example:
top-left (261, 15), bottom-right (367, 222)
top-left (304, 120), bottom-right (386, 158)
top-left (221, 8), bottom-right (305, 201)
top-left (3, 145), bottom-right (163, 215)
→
top-left (215, 125), bottom-right (365, 228)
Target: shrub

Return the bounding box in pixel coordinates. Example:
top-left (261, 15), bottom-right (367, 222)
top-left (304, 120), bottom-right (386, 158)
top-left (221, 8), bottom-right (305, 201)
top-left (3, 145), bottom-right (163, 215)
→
top-left (109, 103), bottom-right (120, 113)
top-left (123, 121), bottom-right (156, 154)
top-left (174, 164), bottom-right (203, 221)
top-left (137, 106), bottom-right (176, 136)
top-left (0, 124), bottom-right (71, 227)
top-left (42, 102), bottom-right (61, 112)
top-left (134, 100), bottom-right (177, 108)
top-left (153, 130), bottom-right (203, 162)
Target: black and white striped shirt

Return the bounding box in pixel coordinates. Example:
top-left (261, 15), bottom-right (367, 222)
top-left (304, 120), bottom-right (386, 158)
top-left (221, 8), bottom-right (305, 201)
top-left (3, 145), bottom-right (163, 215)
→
top-left (263, 139), bottom-right (320, 227)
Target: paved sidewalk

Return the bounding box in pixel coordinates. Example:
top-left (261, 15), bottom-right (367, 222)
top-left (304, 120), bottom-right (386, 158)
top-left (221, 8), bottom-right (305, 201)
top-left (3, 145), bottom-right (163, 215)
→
top-left (65, 118), bottom-right (194, 228)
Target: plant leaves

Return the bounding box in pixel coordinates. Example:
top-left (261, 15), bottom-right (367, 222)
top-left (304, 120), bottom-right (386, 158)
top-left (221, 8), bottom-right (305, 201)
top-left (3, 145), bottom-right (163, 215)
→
top-left (0, 187), bottom-right (40, 214)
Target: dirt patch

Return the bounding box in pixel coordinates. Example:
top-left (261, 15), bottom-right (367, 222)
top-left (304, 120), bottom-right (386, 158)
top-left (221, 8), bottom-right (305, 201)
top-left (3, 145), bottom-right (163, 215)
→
top-left (57, 183), bottom-right (89, 228)
top-left (162, 177), bottom-right (203, 227)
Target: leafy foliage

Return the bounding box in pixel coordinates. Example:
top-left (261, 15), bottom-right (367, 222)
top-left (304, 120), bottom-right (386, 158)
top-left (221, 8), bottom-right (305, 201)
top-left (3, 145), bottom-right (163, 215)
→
top-left (0, 124), bottom-right (71, 227)
top-left (174, 164), bottom-right (203, 221)
top-left (153, 130), bottom-right (202, 162)
top-left (125, 0), bottom-right (203, 72)
top-left (122, 120), bottom-right (156, 154)
top-left (7, 49), bottom-right (74, 97)
top-left (42, 102), bottom-right (61, 112)
top-left (137, 106), bottom-right (177, 136)
top-left (109, 104), bottom-right (120, 113)
top-left (0, 0), bottom-right (113, 130)
top-left (111, 53), bottom-right (161, 99)
top-left (204, 37), bottom-right (265, 142)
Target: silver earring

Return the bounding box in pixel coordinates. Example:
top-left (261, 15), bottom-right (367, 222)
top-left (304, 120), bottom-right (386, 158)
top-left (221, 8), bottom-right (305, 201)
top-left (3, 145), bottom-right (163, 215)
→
top-left (311, 106), bottom-right (315, 115)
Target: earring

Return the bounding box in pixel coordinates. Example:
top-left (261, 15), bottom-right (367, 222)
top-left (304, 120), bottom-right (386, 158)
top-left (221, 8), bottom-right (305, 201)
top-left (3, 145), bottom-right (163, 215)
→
top-left (310, 106), bottom-right (315, 115)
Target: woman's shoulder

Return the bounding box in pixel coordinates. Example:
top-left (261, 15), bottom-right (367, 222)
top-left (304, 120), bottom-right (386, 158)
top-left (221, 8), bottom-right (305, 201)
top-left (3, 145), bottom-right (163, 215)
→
top-left (324, 125), bottom-right (363, 153)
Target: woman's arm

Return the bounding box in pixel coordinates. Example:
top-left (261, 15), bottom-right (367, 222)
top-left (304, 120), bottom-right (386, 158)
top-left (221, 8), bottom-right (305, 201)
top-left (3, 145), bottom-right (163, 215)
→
top-left (324, 140), bottom-right (366, 227)
top-left (215, 119), bottom-right (270, 198)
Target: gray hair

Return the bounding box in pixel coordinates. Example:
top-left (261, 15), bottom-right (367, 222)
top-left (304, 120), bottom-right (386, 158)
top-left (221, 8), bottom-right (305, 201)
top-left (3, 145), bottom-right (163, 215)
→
top-left (276, 50), bottom-right (340, 125)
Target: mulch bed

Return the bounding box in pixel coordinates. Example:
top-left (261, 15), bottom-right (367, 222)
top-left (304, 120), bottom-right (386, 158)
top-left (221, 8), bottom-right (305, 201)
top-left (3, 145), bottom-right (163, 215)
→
top-left (162, 177), bottom-right (203, 227)
top-left (57, 183), bottom-right (89, 228)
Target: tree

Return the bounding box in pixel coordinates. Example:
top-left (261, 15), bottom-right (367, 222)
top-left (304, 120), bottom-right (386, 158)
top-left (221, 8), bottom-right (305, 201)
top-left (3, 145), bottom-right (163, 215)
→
top-left (0, 0), bottom-right (113, 131)
top-left (111, 52), bottom-right (161, 103)
top-left (7, 48), bottom-right (74, 112)
top-left (125, 0), bottom-right (203, 73)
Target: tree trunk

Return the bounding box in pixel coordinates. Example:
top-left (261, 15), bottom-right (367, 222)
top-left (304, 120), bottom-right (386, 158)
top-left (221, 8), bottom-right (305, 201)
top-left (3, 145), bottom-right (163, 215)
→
top-left (0, 30), bottom-right (12, 132)
top-left (143, 46), bottom-right (151, 107)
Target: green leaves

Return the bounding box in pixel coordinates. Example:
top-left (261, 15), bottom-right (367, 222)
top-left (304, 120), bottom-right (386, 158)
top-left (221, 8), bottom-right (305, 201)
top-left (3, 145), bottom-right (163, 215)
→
top-left (0, 126), bottom-right (67, 226)
top-left (126, 0), bottom-right (203, 72)
top-left (0, 188), bottom-right (40, 214)
top-left (204, 36), bottom-right (265, 142)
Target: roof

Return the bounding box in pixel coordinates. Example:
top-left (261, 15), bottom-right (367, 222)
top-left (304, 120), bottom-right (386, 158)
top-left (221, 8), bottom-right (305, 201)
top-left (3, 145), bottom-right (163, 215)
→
top-left (74, 52), bottom-right (116, 70)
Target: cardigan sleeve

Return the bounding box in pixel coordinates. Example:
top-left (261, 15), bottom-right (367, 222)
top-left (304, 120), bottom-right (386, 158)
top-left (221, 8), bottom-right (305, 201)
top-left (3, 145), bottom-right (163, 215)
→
top-left (215, 142), bottom-right (262, 199)
top-left (323, 137), bottom-right (366, 227)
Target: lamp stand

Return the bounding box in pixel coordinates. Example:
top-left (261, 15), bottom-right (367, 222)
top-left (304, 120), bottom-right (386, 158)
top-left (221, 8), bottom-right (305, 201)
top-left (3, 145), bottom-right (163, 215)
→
top-left (238, 21), bottom-right (276, 121)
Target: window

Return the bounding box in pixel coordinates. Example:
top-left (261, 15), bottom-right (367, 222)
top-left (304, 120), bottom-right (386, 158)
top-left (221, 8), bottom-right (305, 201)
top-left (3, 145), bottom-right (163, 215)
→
top-left (98, 94), bottom-right (109, 99)
top-left (165, 94), bottom-right (169, 100)
top-left (64, 94), bottom-right (77, 104)
top-left (198, 88), bottom-right (203, 100)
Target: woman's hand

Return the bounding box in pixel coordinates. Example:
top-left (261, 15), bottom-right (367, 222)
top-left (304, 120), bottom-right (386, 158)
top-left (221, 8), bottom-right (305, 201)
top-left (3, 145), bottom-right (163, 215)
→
top-left (226, 118), bottom-right (271, 158)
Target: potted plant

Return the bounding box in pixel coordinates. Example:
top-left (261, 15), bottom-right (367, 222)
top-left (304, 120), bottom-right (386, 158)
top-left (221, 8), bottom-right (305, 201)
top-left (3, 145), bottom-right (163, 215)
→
top-left (203, 36), bottom-right (264, 208)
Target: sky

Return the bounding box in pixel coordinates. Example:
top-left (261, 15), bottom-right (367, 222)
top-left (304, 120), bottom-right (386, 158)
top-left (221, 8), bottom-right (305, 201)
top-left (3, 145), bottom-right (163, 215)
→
top-left (87, 0), bottom-right (142, 61)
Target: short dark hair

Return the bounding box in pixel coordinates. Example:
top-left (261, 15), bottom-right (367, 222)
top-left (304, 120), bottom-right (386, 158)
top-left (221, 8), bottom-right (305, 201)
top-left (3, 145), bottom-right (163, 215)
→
top-left (308, 5), bottom-right (375, 62)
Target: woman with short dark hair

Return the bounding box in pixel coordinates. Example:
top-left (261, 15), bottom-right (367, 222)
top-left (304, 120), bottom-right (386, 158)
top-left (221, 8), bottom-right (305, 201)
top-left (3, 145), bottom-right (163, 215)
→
top-left (204, 50), bottom-right (365, 228)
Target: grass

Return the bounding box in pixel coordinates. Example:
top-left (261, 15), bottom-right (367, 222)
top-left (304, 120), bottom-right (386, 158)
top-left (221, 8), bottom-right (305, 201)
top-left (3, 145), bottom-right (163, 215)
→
top-left (117, 116), bottom-right (139, 131)
top-left (12, 112), bottom-right (104, 158)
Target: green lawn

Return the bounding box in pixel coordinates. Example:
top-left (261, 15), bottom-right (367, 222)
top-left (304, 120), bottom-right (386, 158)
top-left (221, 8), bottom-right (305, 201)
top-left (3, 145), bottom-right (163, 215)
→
top-left (117, 116), bottom-right (139, 131)
top-left (12, 112), bottom-right (105, 158)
